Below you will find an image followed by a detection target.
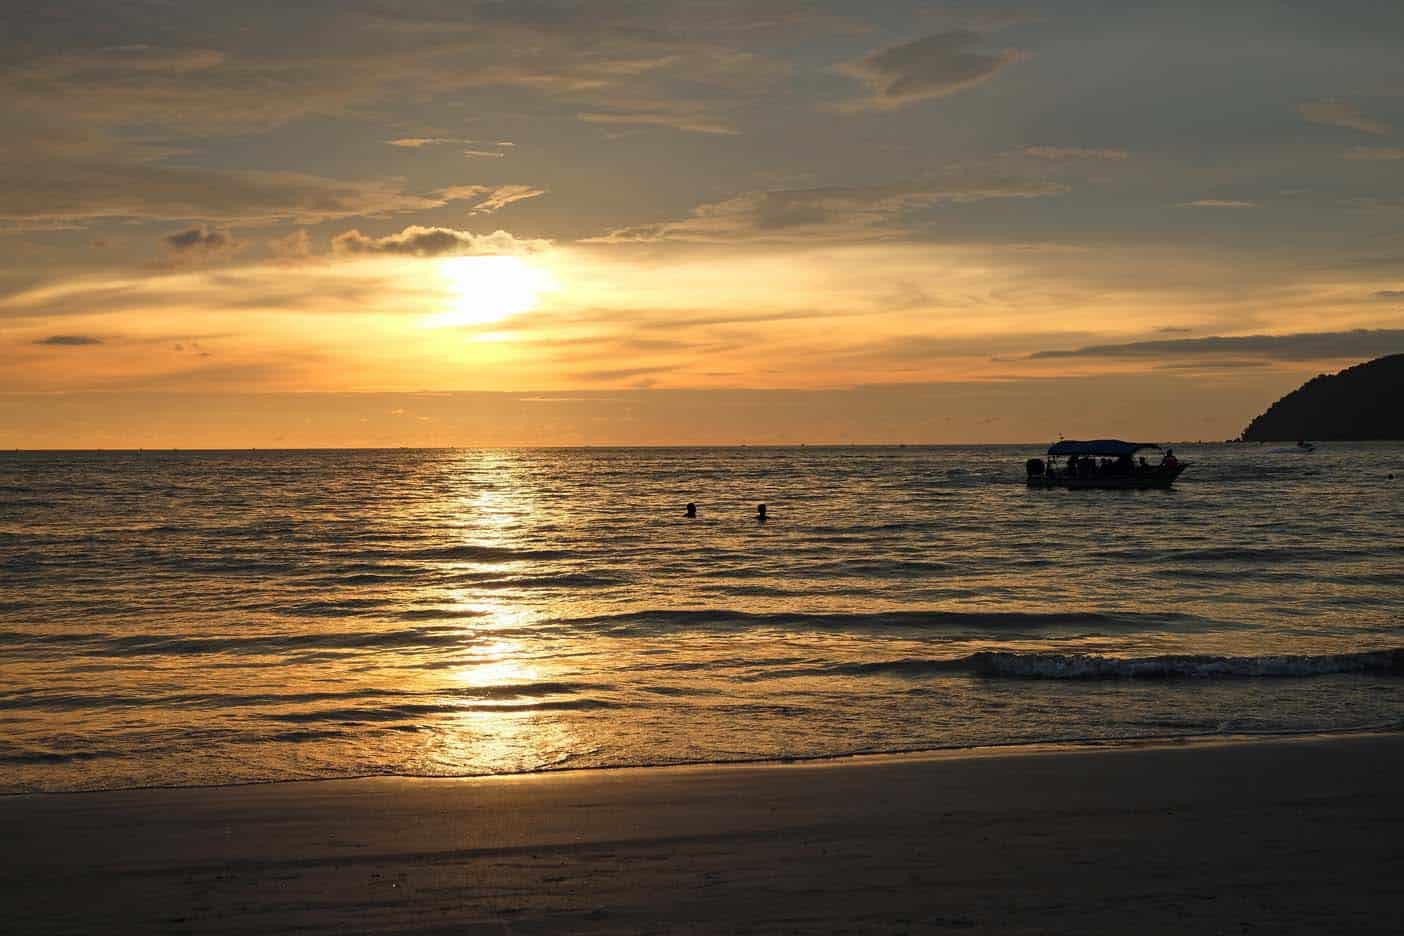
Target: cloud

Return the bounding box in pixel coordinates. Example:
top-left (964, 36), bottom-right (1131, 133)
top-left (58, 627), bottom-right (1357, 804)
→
top-left (572, 364), bottom-right (678, 384)
top-left (1299, 100), bottom-right (1391, 135)
top-left (34, 335), bottom-right (102, 346)
top-left (837, 30), bottom-right (1026, 111)
top-left (388, 138), bottom-right (516, 154)
top-left (164, 225), bottom-right (232, 253)
top-left (590, 177), bottom-right (1068, 243)
top-left (1022, 146), bottom-right (1129, 161)
top-left (3, 4), bottom-right (799, 140)
top-left (435, 185), bottom-right (546, 215)
top-left (1376, 290), bottom-right (1404, 299)
top-left (1029, 329), bottom-right (1404, 362)
top-left (330, 225), bottom-right (549, 257)
top-left (577, 111), bottom-right (739, 135)
top-left (1344, 147), bottom-right (1404, 161)
top-left (387, 138), bottom-right (464, 148)
top-left (266, 229), bottom-right (313, 262)
top-left (0, 159), bottom-right (446, 228)
top-left (1180, 199), bottom-right (1256, 208)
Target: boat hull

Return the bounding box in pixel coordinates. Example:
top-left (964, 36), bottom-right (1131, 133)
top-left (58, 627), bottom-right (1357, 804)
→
top-left (1027, 464), bottom-right (1187, 490)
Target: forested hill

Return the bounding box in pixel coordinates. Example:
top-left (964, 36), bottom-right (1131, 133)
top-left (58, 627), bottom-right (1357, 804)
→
top-left (1241, 354), bottom-right (1404, 441)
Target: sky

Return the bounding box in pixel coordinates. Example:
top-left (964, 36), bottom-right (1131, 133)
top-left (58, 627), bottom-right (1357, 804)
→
top-left (3, 0), bottom-right (1404, 446)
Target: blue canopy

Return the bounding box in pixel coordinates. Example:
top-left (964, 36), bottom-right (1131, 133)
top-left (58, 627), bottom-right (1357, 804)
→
top-left (1047, 439), bottom-right (1161, 457)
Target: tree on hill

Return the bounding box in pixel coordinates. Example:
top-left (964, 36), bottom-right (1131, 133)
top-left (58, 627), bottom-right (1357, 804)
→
top-left (1241, 354), bottom-right (1404, 441)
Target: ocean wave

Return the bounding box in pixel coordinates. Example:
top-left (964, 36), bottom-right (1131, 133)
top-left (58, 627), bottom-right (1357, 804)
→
top-left (765, 648), bottom-right (1404, 680)
top-left (553, 608), bottom-right (1206, 634)
top-left (266, 698), bottom-right (615, 723)
top-left (0, 681), bottom-right (601, 711)
top-left (0, 625), bottom-right (482, 657)
top-left (963, 648), bottom-right (1404, 679)
top-left (399, 544), bottom-right (576, 562)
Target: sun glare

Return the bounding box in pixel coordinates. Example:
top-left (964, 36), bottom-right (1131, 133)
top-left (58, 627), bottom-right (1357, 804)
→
top-left (428, 256), bottom-right (555, 328)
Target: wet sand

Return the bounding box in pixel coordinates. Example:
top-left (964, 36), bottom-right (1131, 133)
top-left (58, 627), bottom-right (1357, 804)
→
top-left (3, 733), bottom-right (1402, 934)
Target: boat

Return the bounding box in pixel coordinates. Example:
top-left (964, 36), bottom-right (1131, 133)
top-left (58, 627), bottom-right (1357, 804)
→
top-left (1025, 439), bottom-right (1187, 489)
top-left (1267, 440), bottom-right (1316, 454)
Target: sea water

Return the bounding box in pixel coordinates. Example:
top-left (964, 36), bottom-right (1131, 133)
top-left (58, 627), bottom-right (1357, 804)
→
top-left (2, 445), bottom-right (1401, 793)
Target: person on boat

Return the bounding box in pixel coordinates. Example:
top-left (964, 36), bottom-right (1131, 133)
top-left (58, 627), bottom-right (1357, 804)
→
top-left (1161, 448), bottom-right (1179, 471)
top-left (1138, 456), bottom-right (1149, 472)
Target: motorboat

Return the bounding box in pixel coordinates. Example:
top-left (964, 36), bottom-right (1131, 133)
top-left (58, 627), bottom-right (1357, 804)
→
top-left (1026, 439), bottom-right (1187, 489)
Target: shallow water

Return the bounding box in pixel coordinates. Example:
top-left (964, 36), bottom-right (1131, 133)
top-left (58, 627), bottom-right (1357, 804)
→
top-left (2, 444), bottom-right (1402, 793)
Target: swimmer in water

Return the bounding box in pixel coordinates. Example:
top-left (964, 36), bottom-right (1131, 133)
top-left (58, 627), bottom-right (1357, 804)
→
top-left (756, 504), bottom-right (767, 522)
top-left (685, 502), bottom-right (697, 518)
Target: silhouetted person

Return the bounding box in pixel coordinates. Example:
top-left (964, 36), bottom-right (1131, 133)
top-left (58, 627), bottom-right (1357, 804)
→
top-left (1162, 448), bottom-right (1179, 470)
top-left (756, 504), bottom-right (767, 522)
top-left (685, 502), bottom-right (697, 518)
top-left (1138, 456), bottom-right (1149, 472)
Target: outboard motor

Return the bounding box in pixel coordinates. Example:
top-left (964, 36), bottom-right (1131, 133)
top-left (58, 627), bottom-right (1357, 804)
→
top-left (1026, 457), bottom-right (1045, 478)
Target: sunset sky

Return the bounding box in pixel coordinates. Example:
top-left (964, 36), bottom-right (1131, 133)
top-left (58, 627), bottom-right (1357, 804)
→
top-left (4, 1), bottom-right (1404, 446)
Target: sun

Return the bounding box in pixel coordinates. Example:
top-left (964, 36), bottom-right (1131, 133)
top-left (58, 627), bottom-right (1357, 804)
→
top-left (427, 255), bottom-right (555, 328)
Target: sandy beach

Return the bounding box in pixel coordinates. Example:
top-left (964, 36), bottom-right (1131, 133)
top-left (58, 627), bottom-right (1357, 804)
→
top-left (2, 732), bottom-right (1401, 934)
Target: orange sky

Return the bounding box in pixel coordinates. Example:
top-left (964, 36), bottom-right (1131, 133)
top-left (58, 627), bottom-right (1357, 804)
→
top-left (3, 2), bottom-right (1403, 445)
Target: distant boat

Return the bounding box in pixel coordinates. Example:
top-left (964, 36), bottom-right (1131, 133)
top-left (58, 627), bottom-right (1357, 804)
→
top-left (1267, 441), bottom-right (1317, 454)
top-left (1025, 439), bottom-right (1188, 490)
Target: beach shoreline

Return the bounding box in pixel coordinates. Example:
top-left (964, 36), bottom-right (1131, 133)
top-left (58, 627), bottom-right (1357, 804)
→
top-left (4, 730), bottom-right (1401, 933)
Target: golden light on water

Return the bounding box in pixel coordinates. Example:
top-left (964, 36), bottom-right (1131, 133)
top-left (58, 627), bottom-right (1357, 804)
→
top-left (425, 255), bottom-right (557, 328)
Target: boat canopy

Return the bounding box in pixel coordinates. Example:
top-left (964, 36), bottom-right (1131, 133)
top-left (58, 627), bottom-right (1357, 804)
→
top-left (1046, 439), bottom-right (1161, 457)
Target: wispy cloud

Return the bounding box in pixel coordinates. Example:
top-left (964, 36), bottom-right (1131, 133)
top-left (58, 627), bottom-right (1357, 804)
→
top-left (591, 177), bottom-right (1067, 243)
top-left (1344, 147), bottom-right (1404, 161)
top-left (578, 111), bottom-right (739, 135)
top-left (436, 184), bottom-right (547, 215)
top-left (1023, 146), bottom-right (1129, 161)
top-left (387, 137), bottom-right (464, 148)
top-left (1299, 100), bottom-right (1391, 135)
top-left (837, 30), bottom-right (1027, 111)
top-left (1180, 199), bottom-right (1256, 208)
top-left (0, 160), bottom-right (447, 228)
top-left (1030, 329), bottom-right (1404, 362)
top-left (34, 335), bottom-right (102, 346)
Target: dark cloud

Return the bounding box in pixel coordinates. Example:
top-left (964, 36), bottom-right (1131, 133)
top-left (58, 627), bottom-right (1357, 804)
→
top-left (838, 30), bottom-right (1026, 111)
top-left (164, 226), bottom-right (231, 252)
top-left (330, 225), bottom-right (548, 257)
top-left (1030, 329), bottom-right (1404, 362)
top-left (35, 335), bottom-right (102, 346)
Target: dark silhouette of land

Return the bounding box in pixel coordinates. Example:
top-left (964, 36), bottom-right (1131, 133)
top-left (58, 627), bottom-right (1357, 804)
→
top-left (1241, 354), bottom-right (1404, 441)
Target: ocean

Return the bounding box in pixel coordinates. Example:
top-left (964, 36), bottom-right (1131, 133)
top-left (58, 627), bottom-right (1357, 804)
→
top-left (2, 445), bottom-right (1402, 794)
